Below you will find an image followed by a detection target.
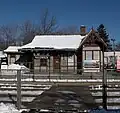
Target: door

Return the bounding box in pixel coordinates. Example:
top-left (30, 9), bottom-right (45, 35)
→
top-left (53, 56), bottom-right (61, 72)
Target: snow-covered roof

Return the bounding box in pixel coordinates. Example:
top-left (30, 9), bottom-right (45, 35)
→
top-left (1, 64), bottom-right (30, 70)
top-left (0, 51), bottom-right (6, 58)
top-left (4, 46), bottom-right (21, 53)
top-left (21, 35), bottom-right (86, 50)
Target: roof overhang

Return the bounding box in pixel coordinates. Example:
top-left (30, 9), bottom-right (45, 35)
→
top-left (19, 47), bottom-right (76, 54)
top-left (78, 28), bottom-right (107, 51)
top-left (20, 35), bottom-right (85, 51)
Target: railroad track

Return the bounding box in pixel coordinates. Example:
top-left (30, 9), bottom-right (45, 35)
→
top-left (0, 73), bottom-right (120, 109)
top-left (1, 73), bottom-right (120, 79)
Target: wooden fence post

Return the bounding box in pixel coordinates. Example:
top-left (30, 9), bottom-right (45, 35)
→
top-left (17, 69), bottom-right (21, 110)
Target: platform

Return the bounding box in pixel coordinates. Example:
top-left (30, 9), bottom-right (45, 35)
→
top-left (23, 84), bottom-right (98, 111)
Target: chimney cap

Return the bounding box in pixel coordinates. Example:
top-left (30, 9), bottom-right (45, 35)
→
top-left (80, 25), bottom-right (86, 27)
top-left (80, 25), bottom-right (86, 36)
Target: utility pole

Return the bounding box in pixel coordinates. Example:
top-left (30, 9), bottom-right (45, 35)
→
top-left (17, 70), bottom-right (21, 110)
top-left (102, 45), bottom-right (107, 110)
top-left (111, 39), bottom-right (116, 70)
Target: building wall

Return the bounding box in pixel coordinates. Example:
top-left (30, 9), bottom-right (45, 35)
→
top-left (7, 54), bottom-right (20, 65)
top-left (34, 55), bottom-right (48, 72)
top-left (68, 55), bottom-right (77, 72)
top-left (6, 49), bottom-right (118, 73)
top-left (6, 48), bottom-right (112, 73)
top-left (104, 51), bottom-right (120, 64)
top-left (34, 54), bottom-right (77, 73)
top-left (82, 46), bottom-right (102, 72)
top-left (83, 46), bottom-right (101, 60)
top-left (33, 47), bottom-right (105, 73)
top-left (61, 55), bottom-right (77, 73)
top-left (61, 56), bottom-right (67, 72)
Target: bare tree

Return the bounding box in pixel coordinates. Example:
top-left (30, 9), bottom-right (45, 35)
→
top-left (115, 42), bottom-right (120, 51)
top-left (19, 9), bottom-right (58, 44)
top-left (0, 25), bottom-right (18, 48)
top-left (38, 9), bottom-right (58, 34)
top-left (56, 25), bottom-right (79, 35)
top-left (19, 20), bottom-right (36, 44)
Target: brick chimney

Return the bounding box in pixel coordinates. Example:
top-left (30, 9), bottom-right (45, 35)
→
top-left (80, 25), bottom-right (86, 35)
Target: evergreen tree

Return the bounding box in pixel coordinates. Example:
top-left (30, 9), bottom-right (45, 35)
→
top-left (97, 24), bottom-right (112, 51)
top-left (115, 42), bottom-right (120, 51)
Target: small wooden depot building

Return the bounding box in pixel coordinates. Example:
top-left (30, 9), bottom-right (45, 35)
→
top-left (5, 26), bottom-right (107, 74)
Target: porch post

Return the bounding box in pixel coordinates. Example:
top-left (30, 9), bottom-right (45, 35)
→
top-left (92, 50), bottom-right (94, 60)
top-left (77, 47), bottom-right (83, 74)
top-left (32, 53), bottom-right (34, 71)
top-left (39, 58), bottom-right (41, 72)
top-left (85, 50), bottom-right (86, 60)
top-left (74, 53), bottom-right (76, 72)
top-left (67, 53), bottom-right (68, 72)
top-left (32, 53), bottom-right (35, 81)
top-left (48, 55), bottom-right (50, 81)
top-left (59, 54), bottom-right (61, 73)
top-left (99, 50), bottom-right (101, 71)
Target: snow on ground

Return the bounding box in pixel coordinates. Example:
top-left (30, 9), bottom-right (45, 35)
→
top-left (0, 103), bottom-right (20, 113)
top-left (0, 86), bottom-right (50, 90)
top-left (91, 87), bottom-right (120, 109)
top-left (95, 98), bottom-right (120, 103)
top-left (0, 90), bottom-right (43, 95)
top-left (1, 64), bottom-right (29, 70)
top-left (0, 90), bottom-right (43, 104)
top-left (1, 69), bottom-right (120, 111)
top-left (1, 64), bottom-right (30, 75)
top-left (92, 92), bottom-right (120, 96)
top-left (1, 78), bottom-right (120, 83)
top-left (0, 97), bottom-right (35, 102)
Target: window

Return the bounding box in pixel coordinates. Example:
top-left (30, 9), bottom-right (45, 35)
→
top-left (93, 51), bottom-right (99, 60)
top-left (40, 58), bottom-right (47, 66)
top-left (10, 54), bottom-right (16, 58)
top-left (10, 55), bottom-right (16, 64)
top-left (86, 51), bottom-right (92, 60)
top-left (68, 56), bottom-right (74, 66)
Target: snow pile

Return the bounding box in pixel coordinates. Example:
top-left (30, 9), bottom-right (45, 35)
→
top-left (1, 65), bottom-right (8, 69)
top-left (8, 64), bottom-right (29, 70)
top-left (1, 64), bottom-right (29, 70)
top-left (1, 64), bottom-right (30, 75)
top-left (0, 51), bottom-right (6, 58)
top-left (4, 46), bottom-right (21, 53)
top-left (0, 103), bottom-right (20, 113)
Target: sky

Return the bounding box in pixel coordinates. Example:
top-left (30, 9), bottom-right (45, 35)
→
top-left (0, 0), bottom-right (120, 41)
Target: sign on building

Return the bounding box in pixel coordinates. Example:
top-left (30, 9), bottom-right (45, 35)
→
top-left (117, 59), bottom-right (120, 72)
